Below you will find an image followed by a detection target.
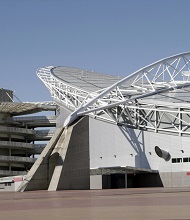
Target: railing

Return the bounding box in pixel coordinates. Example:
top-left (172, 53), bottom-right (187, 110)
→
top-left (3, 116), bottom-right (56, 128)
top-left (0, 142), bottom-right (45, 154)
top-left (0, 126), bottom-right (35, 135)
top-left (35, 129), bottom-right (55, 134)
top-left (34, 144), bottom-right (46, 153)
top-left (34, 129), bottom-right (55, 138)
top-left (0, 170), bottom-right (27, 176)
top-left (34, 144), bottom-right (46, 148)
top-left (0, 141), bottom-right (35, 149)
top-left (0, 156), bottom-right (36, 163)
top-left (14, 115), bottom-right (56, 120)
top-left (13, 115), bottom-right (56, 123)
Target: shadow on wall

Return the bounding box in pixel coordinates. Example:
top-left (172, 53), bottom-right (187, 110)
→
top-left (119, 125), bottom-right (150, 169)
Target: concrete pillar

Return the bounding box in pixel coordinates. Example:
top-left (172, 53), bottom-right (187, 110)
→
top-left (17, 126), bottom-right (65, 192)
top-left (125, 173), bottom-right (128, 188)
top-left (90, 175), bottom-right (102, 189)
top-left (17, 116), bottom-right (90, 192)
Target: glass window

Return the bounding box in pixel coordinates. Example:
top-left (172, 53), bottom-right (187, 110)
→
top-left (177, 158), bottom-right (182, 163)
top-left (5, 182), bottom-right (11, 186)
top-left (183, 158), bottom-right (189, 162)
top-left (172, 158), bottom-right (177, 163)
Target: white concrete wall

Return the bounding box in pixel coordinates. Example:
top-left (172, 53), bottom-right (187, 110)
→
top-left (90, 175), bottom-right (102, 189)
top-left (56, 107), bottom-right (70, 128)
top-left (0, 181), bottom-right (23, 191)
top-left (89, 118), bottom-right (190, 173)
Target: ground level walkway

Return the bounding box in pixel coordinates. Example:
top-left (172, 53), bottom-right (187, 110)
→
top-left (1, 187), bottom-right (190, 219)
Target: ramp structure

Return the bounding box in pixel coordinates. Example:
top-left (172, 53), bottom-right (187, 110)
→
top-left (17, 117), bottom-right (90, 192)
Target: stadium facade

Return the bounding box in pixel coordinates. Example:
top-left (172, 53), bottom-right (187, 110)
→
top-left (17, 52), bottom-right (190, 191)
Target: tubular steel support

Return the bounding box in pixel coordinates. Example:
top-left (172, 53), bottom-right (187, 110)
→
top-left (37, 52), bottom-right (190, 136)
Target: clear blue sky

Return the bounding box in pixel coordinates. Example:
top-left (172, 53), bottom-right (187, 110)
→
top-left (0, 0), bottom-right (190, 102)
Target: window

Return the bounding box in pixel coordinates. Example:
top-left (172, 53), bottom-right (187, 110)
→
top-left (172, 158), bottom-right (177, 163)
top-left (177, 158), bottom-right (182, 163)
top-left (5, 182), bottom-right (11, 186)
top-left (183, 158), bottom-right (189, 162)
top-left (172, 157), bottom-right (190, 163)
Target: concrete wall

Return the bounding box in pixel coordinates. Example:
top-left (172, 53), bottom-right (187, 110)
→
top-left (160, 172), bottom-right (190, 187)
top-left (17, 126), bottom-right (64, 191)
top-left (18, 116), bottom-right (90, 191)
top-left (90, 175), bottom-right (102, 189)
top-left (89, 118), bottom-right (190, 173)
top-left (56, 107), bottom-right (70, 128)
top-left (21, 110), bottom-right (190, 190)
top-left (57, 116), bottom-right (90, 190)
top-left (89, 117), bottom-right (190, 187)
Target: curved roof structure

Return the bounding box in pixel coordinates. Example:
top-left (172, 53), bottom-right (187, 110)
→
top-left (37, 52), bottom-right (190, 128)
top-left (51, 66), bottom-right (122, 93)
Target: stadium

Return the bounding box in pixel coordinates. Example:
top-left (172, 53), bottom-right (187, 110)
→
top-left (3, 51), bottom-right (190, 191)
top-left (0, 88), bottom-right (56, 191)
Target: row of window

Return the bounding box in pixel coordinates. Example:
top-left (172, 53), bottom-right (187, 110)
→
top-left (0, 182), bottom-right (12, 186)
top-left (172, 158), bottom-right (190, 163)
top-left (5, 182), bottom-right (11, 186)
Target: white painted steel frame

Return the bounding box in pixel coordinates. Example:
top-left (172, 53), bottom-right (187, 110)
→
top-left (108, 101), bottom-right (190, 136)
top-left (37, 66), bottom-right (92, 111)
top-left (37, 52), bottom-right (190, 135)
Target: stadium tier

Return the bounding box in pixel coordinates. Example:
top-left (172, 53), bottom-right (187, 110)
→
top-left (0, 92), bottom-right (56, 191)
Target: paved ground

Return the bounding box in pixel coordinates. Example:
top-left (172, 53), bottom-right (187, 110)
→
top-left (1, 188), bottom-right (190, 220)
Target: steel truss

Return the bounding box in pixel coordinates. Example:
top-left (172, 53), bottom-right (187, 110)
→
top-left (37, 52), bottom-right (190, 135)
top-left (104, 101), bottom-right (190, 136)
top-left (37, 66), bottom-right (93, 111)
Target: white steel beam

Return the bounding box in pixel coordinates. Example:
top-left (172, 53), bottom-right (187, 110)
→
top-left (37, 52), bottom-right (190, 136)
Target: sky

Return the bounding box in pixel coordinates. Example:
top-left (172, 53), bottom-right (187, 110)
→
top-left (0, 0), bottom-right (190, 102)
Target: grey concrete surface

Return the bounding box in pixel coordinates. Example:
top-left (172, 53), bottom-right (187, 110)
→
top-left (17, 126), bottom-right (64, 191)
top-left (1, 187), bottom-right (190, 220)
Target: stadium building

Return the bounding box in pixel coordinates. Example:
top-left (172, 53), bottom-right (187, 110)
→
top-left (0, 88), bottom-right (56, 191)
top-left (18, 52), bottom-right (190, 191)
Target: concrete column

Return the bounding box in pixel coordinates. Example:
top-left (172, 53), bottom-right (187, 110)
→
top-left (125, 173), bottom-right (128, 188)
top-left (90, 175), bottom-right (102, 189)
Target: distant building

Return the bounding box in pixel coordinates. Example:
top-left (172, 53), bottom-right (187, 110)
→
top-left (0, 88), bottom-right (13, 102)
top-left (0, 175), bottom-right (25, 192)
top-left (0, 89), bottom-right (56, 191)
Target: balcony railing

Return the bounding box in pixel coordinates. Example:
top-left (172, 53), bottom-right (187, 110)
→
top-left (32, 129), bottom-right (55, 140)
top-left (0, 142), bottom-right (45, 154)
top-left (0, 126), bottom-right (35, 135)
top-left (13, 116), bottom-right (56, 126)
top-left (0, 141), bottom-right (35, 150)
top-left (0, 170), bottom-right (27, 176)
top-left (0, 156), bottom-right (36, 163)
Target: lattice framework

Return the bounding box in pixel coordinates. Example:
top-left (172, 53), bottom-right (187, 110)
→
top-left (37, 52), bottom-right (190, 136)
